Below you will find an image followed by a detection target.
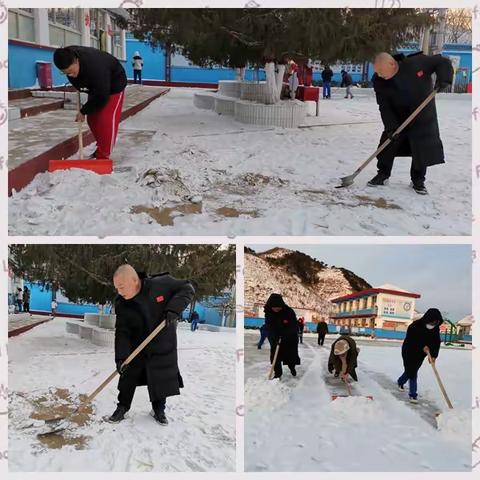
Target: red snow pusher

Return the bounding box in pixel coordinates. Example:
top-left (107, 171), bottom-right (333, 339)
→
top-left (48, 92), bottom-right (113, 175)
top-left (331, 377), bottom-right (373, 401)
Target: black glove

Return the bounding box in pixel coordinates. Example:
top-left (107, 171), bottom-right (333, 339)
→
top-left (385, 130), bottom-right (399, 142)
top-left (435, 81), bottom-right (451, 93)
top-left (165, 311), bottom-right (180, 327)
top-left (116, 360), bottom-right (128, 375)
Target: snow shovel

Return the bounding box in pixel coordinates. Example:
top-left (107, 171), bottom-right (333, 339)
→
top-left (335, 88), bottom-right (438, 188)
top-left (48, 91), bottom-right (113, 175)
top-left (268, 338), bottom-right (281, 380)
top-left (37, 319), bottom-right (167, 436)
top-left (426, 347), bottom-right (453, 409)
top-left (331, 376), bottom-right (373, 401)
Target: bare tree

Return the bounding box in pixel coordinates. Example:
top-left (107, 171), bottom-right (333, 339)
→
top-left (445, 8), bottom-right (472, 43)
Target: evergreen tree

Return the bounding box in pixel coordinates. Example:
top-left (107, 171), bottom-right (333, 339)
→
top-left (9, 245), bottom-right (235, 306)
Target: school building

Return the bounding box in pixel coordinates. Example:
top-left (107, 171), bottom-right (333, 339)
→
top-left (329, 284), bottom-right (420, 331)
top-left (8, 8), bottom-right (128, 89)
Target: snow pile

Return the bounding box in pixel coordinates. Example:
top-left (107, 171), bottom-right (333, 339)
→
top-left (9, 88), bottom-right (471, 236)
top-left (436, 408), bottom-right (471, 436)
top-left (8, 318), bottom-right (235, 472)
top-left (244, 377), bottom-right (291, 411)
top-left (329, 396), bottom-right (378, 425)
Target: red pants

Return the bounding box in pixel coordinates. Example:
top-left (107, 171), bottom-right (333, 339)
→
top-left (87, 90), bottom-right (125, 159)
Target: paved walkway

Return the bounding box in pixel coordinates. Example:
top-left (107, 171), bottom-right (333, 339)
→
top-left (8, 313), bottom-right (51, 336)
top-left (8, 85), bottom-right (169, 171)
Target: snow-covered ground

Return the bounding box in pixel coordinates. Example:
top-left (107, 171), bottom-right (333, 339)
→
top-left (244, 332), bottom-right (471, 472)
top-left (9, 87), bottom-right (471, 236)
top-left (8, 318), bottom-right (235, 472)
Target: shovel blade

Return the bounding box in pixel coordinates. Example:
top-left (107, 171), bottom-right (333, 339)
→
top-left (331, 394), bottom-right (374, 401)
top-left (336, 175), bottom-right (355, 189)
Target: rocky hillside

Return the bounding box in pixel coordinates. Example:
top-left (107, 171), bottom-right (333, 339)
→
top-left (245, 247), bottom-right (371, 318)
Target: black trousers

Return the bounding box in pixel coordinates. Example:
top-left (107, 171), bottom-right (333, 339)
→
top-left (318, 333), bottom-right (326, 346)
top-left (133, 69), bottom-right (142, 84)
top-left (117, 361), bottom-right (166, 411)
top-left (377, 155), bottom-right (427, 183)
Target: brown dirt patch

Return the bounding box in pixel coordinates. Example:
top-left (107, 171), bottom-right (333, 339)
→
top-left (216, 207), bottom-right (259, 218)
top-left (354, 195), bottom-right (402, 210)
top-left (131, 202), bottom-right (202, 226)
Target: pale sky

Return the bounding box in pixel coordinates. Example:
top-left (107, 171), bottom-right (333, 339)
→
top-left (249, 244), bottom-right (471, 321)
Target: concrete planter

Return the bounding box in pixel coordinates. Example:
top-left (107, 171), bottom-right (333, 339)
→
top-left (84, 313), bottom-right (99, 326)
top-left (65, 321), bottom-right (80, 335)
top-left (92, 328), bottom-right (115, 348)
top-left (234, 99), bottom-right (306, 128)
top-left (214, 96), bottom-right (236, 116)
top-left (9, 107), bottom-right (21, 121)
top-left (79, 324), bottom-right (93, 340)
top-left (99, 314), bottom-right (116, 330)
top-left (193, 92), bottom-right (216, 110)
top-left (239, 82), bottom-right (270, 103)
top-left (218, 80), bottom-right (242, 98)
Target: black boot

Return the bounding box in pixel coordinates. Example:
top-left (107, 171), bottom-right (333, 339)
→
top-left (367, 172), bottom-right (390, 187)
top-left (107, 404), bottom-right (128, 423)
top-left (289, 366), bottom-right (297, 377)
top-left (411, 180), bottom-right (428, 195)
top-left (152, 404), bottom-right (168, 426)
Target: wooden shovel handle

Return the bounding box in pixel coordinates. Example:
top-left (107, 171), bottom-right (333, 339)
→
top-left (85, 320), bottom-right (167, 403)
top-left (268, 338), bottom-right (281, 380)
top-left (77, 91), bottom-right (84, 160)
top-left (426, 348), bottom-right (453, 409)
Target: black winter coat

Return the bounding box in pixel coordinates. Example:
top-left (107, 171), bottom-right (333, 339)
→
top-left (373, 52), bottom-right (453, 170)
top-left (328, 335), bottom-right (359, 381)
top-left (402, 308), bottom-right (443, 376)
top-left (264, 294), bottom-right (300, 366)
top-left (114, 272), bottom-right (195, 399)
top-left (341, 72), bottom-right (353, 87)
top-left (64, 46), bottom-right (128, 115)
top-left (321, 68), bottom-right (333, 82)
top-left (316, 321), bottom-right (329, 335)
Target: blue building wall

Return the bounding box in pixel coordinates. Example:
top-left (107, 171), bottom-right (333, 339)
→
top-left (8, 42), bottom-right (66, 89)
top-left (244, 316), bottom-right (472, 342)
top-left (9, 38), bottom-right (472, 89)
top-left (26, 281), bottom-right (224, 325)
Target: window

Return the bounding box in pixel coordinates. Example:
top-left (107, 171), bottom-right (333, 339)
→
top-left (48, 9), bottom-right (80, 30)
top-left (48, 8), bottom-right (81, 47)
top-left (383, 306), bottom-right (395, 315)
top-left (8, 9), bottom-right (35, 42)
top-left (110, 18), bottom-right (124, 59)
top-left (90, 9), bottom-right (105, 49)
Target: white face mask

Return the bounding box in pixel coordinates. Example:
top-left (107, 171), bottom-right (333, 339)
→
top-left (426, 323), bottom-right (436, 330)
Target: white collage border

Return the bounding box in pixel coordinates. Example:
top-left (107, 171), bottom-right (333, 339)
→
top-left (0, 1), bottom-right (478, 479)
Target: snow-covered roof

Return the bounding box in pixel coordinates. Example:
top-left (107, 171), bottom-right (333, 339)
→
top-left (331, 285), bottom-right (420, 303)
top-left (457, 315), bottom-right (474, 327)
top-left (376, 283), bottom-right (412, 294)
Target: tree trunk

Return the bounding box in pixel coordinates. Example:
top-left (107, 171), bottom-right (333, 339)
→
top-left (235, 67), bottom-right (246, 81)
top-left (264, 61), bottom-right (286, 104)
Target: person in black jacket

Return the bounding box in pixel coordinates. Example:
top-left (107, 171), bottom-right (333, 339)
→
top-left (340, 70), bottom-right (354, 99)
top-left (53, 46), bottom-right (127, 160)
top-left (321, 65), bottom-right (333, 99)
top-left (397, 308), bottom-right (443, 403)
top-left (264, 293), bottom-right (300, 379)
top-left (110, 264), bottom-right (195, 425)
top-left (368, 52), bottom-right (453, 195)
top-left (316, 319), bottom-right (329, 346)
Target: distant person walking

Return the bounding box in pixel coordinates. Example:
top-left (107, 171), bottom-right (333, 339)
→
top-left (316, 319), bottom-right (328, 346)
top-left (51, 299), bottom-right (58, 318)
top-left (23, 286), bottom-right (31, 314)
top-left (297, 316), bottom-right (305, 344)
top-left (397, 308), bottom-right (443, 403)
top-left (16, 288), bottom-right (23, 313)
top-left (321, 65), bottom-right (333, 99)
top-left (257, 323), bottom-right (268, 349)
top-left (190, 310), bottom-right (199, 331)
top-left (132, 51), bottom-right (144, 85)
top-left (340, 69), bottom-right (354, 99)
